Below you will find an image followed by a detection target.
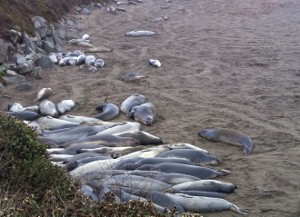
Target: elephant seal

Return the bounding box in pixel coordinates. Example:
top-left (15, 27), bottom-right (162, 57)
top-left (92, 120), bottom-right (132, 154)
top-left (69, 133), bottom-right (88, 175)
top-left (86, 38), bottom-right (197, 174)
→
top-left (36, 88), bottom-right (53, 101)
top-left (114, 131), bottom-right (163, 145)
top-left (7, 111), bottom-right (40, 121)
top-left (172, 180), bottom-right (237, 194)
top-left (35, 116), bottom-right (80, 131)
top-left (137, 163), bottom-right (230, 179)
top-left (76, 54), bottom-right (86, 65)
top-left (125, 30), bottom-right (156, 37)
top-left (165, 193), bottom-right (247, 214)
top-left (95, 122), bottom-right (141, 136)
top-left (157, 149), bottom-right (220, 165)
top-left (61, 134), bottom-right (140, 149)
top-left (8, 102), bottom-right (23, 112)
top-left (129, 102), bottom-right (156, 126)
top-left (120, 72), bottom-right (148, 82)
top-left (172, 190), bottom-right (225, 199)
top-left (198, 128), bottom-right (254, 155)
top-left (120, 93), bottom-right (145, 115)
top-left (94, 58), bottom-right (105, 68)
top-left (65, 155), bottom-right (113, 171)
top-left (21, 105), bottom-right (40, 113)
top-left (149, 59), bottom-right (161, 68)
top-left (39, 100), bottom-right (58, 117)
top-left (57, 99), bottom-right (76, 115)
top-left (85, 55), bottom-right (96, 65)
top-left (94, 103), bottom-right (119, 121)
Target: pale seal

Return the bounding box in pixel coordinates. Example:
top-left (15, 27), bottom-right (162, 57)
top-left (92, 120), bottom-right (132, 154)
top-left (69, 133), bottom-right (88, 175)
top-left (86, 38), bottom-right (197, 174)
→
top-left (57, 99), bottom-right (76, 115)
top-left (198, 128), bottom-right (254, 155)
top-left (85, 55), bottom-right (96, 65)
top-left (125, 30), bottom-right (156, 37)
top-left (120, 93), bottom-right (145, 115)
top-left (39, 100), bottom-right (58, 117)
top-left (94, 102), bottom-right (120, 121)
top-left (149, 59), bottom-right (161, 68)
top-left (129, 102), bottom-right (156, 126)
top-left (8, 102), bottom-right (23, 112)
top-left (36, 87), bottom-right (53, 101)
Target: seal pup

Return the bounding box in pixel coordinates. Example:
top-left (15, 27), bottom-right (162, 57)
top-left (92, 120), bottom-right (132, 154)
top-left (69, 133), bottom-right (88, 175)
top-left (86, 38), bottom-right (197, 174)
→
top-left (149, 59), bottom-right (161, 68)
top-left (85, 46), bottom-right (113, 53)
top-left (198, 128), bottom-right (254, 155)
top-left (95, 122), bottom-right (141, 136)
top-left (57, 99), bottom-right (76, 115)
top-left (120, 94), bottom-right (145, 115)
top-left (125, 30), bottom-right (156, 37)
top-left (130, 102), bottom-right (156, 126)
top-left (120, 72), bottom-right (148, 82)
top-left (39, 100), bottom-right (58, 117)
top-left (94, 102), bottom-right (120, 121)
top-left (76, 54), bottom-right (86, 65)
top-left (36, 88), bottom-right (53, 101)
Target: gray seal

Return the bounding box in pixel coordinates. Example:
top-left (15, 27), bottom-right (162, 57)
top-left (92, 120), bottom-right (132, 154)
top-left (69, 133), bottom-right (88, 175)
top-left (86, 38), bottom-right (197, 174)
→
top-left (94, 103), bottom-right (120, 121)
top-left (114, 131), bottom-right (163, 145)
top-left (172, 180), bottom-right (237, 194)
top-left (165, 193), bottom-right (247, 214)
top-left (7, 111), bottom-right (40, 121)
top-left (120, 93), bottom-right (145, 115)
top-left (157, 149), bottom-right (220, 165)
top-left (198, 128), bottom-right (254, 155)
top-left (39, 100), bottom-right (58, 117)
top-left (120, 72), bottom-right (148, 82)
top-left (129, 102), bottom-right (156, 126)
top-left (137, 163), bottom-right (231, 179)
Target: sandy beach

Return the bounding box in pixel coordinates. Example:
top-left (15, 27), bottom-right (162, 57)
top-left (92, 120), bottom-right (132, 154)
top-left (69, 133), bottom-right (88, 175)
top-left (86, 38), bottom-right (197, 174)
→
top-left (1, 0), bottom-right (300, 216)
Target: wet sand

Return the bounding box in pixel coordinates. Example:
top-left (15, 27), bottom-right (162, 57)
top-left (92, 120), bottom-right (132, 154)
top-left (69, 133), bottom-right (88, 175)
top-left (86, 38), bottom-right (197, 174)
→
top-left (1, 0), bottom-right (300, 216)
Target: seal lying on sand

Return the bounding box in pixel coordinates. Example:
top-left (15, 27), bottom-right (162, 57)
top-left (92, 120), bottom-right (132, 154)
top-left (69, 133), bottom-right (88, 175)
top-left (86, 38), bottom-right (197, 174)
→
top-left (94, 103), bottom-right (119, 121)
top-left (120, 94), bottom-right (145, 115)
top-left (129, 102), bottom-right (156, 126)
top-left (39, 100), bottom-right (58, 117)
top-left (36, 87), bottom-right (53, 101)
top-left (125, 30), bottom-right (156, 37)
top-left (198, 128), bottom-right (254, 155)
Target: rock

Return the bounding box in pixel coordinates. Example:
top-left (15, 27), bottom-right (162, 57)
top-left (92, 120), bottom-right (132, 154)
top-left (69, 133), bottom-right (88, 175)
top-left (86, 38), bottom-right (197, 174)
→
top-left (29, 66), bottom-right (42, 79)
top-left (19, 60), bottom-right (34, 75)
top-left (79, 8), bottom-right (92, 15)
top-left (20, 44), bottom-right (35, 54)
top-left (6, 70), bottom-right (18, 76)
top-left (22, 32), bottom-right (36, 52)
top-left (66, 19), bottom-right (75, 27)
top-left (49, 23), bottom-right (62, 46)
top-left (37, 55), bottom-right (54, 69)
top-left (95, 3), bottom-right (102, 8)
top-left (32, 16), bottom-right (47, 29)
top-left (57, 25), bottom-right (66, 39)
top-left (25, 53), bottom-right (41, 63)
top-left (8, 29), bottom-right (22, 45)
top-left (17, 56), bottom-right (26, 65)
top-left (35, 47), bottom-right (47, 55)
top-left (15, 82), bottom-right (32, 91)
top-left (2, 74), bottom-right (25, 85)
top-left (0, 39), bottom-right (8, 64)
top-left (42, 41), bottom-right (56, 53)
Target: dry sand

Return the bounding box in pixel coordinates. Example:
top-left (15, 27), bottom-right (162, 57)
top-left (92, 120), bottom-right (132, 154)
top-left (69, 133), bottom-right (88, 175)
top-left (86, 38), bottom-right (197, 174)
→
top-left (1, 0), bottom-right (300, 216)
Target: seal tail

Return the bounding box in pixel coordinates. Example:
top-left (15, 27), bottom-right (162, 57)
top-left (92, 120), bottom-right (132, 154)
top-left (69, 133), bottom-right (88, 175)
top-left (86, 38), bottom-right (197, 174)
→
top-left (230, 204), bottom-right (247, 215)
